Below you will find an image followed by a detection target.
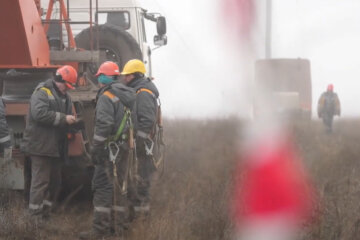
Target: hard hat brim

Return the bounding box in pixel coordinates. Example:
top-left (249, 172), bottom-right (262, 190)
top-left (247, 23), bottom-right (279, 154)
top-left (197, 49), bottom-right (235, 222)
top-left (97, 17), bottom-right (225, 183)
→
top-left (96, 72), bottom-right (120, 77)
top-left (120, 71), bottom-right (130, 75)
top-left (65, 83), bottom-right (75, 90)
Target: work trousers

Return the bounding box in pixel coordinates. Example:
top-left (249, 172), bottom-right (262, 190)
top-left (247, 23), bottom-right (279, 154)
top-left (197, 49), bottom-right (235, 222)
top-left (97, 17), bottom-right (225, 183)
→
top-left (92, 149), bottom-right (129, 234)
top-left (29, 155), bottom-right (62, 216)
top-left (322, 113), bottom-right (334, 133)
top-left (130, 137), bottom-right (155, 213)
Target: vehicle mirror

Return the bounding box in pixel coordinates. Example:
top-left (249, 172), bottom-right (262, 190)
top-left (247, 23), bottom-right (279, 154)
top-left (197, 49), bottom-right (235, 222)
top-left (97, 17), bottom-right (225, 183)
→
top-left (154, 35), bottom-right (167, 46)
top-left (156, 16), bottom-right (166, 35)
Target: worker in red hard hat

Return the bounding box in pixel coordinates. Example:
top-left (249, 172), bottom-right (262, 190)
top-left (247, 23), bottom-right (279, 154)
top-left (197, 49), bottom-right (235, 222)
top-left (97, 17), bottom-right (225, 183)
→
top-left (327, 84), bottom-right (334, 92)
top-left (80, 61), bottom-right (136, 239)
top-left (23, 65), bottom-right (79, 221)
top-left (317, 84), bottom-right (341, 133)
top-left (95, 60), bottom-right (120, 78)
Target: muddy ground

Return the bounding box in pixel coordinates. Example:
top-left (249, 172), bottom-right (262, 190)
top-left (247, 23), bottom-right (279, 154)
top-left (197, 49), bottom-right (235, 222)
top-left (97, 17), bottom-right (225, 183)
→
top-left (0, 118), bottom-right (359, 239)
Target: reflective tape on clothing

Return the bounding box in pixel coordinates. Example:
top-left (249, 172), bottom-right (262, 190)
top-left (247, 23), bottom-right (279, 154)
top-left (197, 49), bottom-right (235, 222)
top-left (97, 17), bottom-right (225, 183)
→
top-left (53, 112), bottom-right (61, 126)
top-left (43, 200), bottom-right (52, 207)
top-left (29, 203), bottom-right (43, 210)
top-left (0, 135), bottom-right (10, 143)
top-left (93, 134), bottom-right (107, 142)
top-left (40, 87), bottom-right (55, 100)
top-left (113, 206), bottom-right (127, 212)
top-left (94, 206), bottom-right (111, 213)
top-left (134, 205), bottom-right (150, 212)
top-left (103, 91), bottom-right (120, 103)
top-left (136, 130), bottom-right (149, 139)
top-left (111, 96), bottom-right (120, 103)
top-left (136, 88), bottom-right (156, 99)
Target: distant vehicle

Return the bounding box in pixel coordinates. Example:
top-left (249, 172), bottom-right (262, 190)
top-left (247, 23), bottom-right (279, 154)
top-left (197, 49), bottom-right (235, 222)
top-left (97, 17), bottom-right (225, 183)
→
top-left (253, 58), bottom-right (312, 118)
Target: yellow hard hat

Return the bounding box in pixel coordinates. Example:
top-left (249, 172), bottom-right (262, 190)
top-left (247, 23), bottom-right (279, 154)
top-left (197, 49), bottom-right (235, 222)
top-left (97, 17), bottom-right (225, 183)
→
top-left (121, 59), bottom-right (146, 75)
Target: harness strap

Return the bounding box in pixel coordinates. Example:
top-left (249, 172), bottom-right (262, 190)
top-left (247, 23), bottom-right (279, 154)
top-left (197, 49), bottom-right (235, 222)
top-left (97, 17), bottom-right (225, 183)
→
top-left (108, 108), bottom-right (131, 143)
top-left (136, 130), bottom-right (150, 139)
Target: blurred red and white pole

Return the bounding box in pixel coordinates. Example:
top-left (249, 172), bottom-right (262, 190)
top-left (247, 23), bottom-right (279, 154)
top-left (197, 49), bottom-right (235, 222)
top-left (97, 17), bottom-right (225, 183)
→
top-left (222, 3), bottom-right (315, 238)
top-left (223, 0), bottom-right (255, 41)
top-left (231, 130), bottom-right (314, 240)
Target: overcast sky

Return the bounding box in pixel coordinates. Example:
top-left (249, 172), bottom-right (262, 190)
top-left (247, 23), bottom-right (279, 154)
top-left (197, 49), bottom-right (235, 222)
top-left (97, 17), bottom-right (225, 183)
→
top-left (139, 0), bottom-right (360, 118)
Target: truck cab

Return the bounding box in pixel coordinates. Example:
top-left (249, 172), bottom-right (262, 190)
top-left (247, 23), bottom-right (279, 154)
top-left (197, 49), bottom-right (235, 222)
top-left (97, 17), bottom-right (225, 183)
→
top-left (41, 0), bottom-right (167, 78)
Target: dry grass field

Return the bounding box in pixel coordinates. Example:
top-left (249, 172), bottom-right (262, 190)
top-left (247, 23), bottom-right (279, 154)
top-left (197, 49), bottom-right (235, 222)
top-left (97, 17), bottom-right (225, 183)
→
top-left (0, 118), bottom-right (360, 239)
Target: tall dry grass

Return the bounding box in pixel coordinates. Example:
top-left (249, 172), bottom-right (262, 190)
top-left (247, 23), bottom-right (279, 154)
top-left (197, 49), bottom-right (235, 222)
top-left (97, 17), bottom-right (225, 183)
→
top-left (1, 118), bottom-right (360, 239)
top-left (294, 120), bottom-right (360, 240)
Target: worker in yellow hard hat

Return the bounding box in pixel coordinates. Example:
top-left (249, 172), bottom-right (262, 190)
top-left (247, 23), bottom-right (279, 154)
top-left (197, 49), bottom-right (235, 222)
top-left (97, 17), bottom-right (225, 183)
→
top-left (121, 59), bottom-right (160, 218)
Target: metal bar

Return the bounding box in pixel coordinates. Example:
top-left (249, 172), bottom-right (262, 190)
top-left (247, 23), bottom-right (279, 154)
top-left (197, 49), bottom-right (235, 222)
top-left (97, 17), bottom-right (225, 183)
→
top-left (89, 0), bottom-right (93, 51)
top-left (34, 0), bottom-right (42, 16)
top-left (42, 20), bottom-right (96, 24)
top-left (59, 0), bottom-right (63, 50)
top-left (59, 0), bottom-right (76, 48)
top-left (265, 0), bottom-right (272, 59)
top-left (67, 0), bottom-right (70, 22)
top-left (50, 50), bottom-right (100, 62)
top-left (96, 0), bottom-right (99, 50)
top-left (43, 0), bottom-right (55, 33)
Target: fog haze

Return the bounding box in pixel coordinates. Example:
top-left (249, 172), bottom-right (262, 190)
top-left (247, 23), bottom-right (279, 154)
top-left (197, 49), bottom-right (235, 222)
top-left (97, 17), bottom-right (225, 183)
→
top-left (138, 0), bottom-right (360, 118)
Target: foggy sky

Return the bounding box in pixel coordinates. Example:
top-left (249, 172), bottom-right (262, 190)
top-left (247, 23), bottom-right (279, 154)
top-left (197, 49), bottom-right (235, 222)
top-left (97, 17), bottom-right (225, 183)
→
top-left (141, 0), bottom-right (360, 118)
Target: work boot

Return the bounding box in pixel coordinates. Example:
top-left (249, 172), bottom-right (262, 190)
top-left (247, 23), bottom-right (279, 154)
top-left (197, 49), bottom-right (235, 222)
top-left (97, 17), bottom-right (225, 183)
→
top-left (79, 229), bottom-right (111, 240)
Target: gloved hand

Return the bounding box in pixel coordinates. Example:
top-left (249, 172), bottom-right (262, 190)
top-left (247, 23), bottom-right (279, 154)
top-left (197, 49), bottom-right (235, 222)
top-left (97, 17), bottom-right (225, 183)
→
top-left (90, 145), bottom-right (107, 165)
top-left (4, 146), bottom-right (12, 162)
top-left (70, 119), bottom-right (85, 132)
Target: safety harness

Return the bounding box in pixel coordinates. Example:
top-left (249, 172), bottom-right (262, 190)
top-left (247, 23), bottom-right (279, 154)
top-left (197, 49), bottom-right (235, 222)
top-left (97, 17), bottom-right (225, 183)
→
top-left (101, 90), bottom-right (135, 196)
top-left (136, 88), bottom-right (165, 173)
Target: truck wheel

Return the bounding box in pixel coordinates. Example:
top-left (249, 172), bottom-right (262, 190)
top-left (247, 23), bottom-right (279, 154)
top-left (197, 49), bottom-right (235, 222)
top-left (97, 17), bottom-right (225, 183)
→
top-left (75, 24), bottom-right (143, 84)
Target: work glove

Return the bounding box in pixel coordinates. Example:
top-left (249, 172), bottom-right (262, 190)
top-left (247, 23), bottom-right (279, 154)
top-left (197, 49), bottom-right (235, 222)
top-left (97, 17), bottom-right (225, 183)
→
top-left (69, 119), bottom-right (85, 133)
top-left (90, 145), bottom-right (108, 165)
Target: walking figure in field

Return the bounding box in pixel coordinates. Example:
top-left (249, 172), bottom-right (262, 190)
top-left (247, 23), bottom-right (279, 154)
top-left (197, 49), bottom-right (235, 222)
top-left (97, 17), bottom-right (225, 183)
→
top-left (80, 61), bottom-right (136, 239)
top-left (317, 84), bottom-right (341, 133)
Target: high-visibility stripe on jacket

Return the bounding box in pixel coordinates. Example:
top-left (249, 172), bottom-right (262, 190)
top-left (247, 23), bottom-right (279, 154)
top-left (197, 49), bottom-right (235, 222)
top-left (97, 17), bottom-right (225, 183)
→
top-left (24, 79), bottom-right (72, 157)
top-left (93, 83), bottom-right (136, 147)
top-left (127, 77), bottom-right (159, 135)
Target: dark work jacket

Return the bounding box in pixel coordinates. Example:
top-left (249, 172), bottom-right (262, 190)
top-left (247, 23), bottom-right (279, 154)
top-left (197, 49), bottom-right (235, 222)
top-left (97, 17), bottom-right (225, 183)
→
top-left (0, 98), bottom-right (11, 148)
top-left (317, 91), bottom-right (341, 118)
top-left (127, 77), bottom-right (159, 135)
top-left (93, 82), bottom-right (136, 147)
top-left (24, 79), bottom-right (72, 158)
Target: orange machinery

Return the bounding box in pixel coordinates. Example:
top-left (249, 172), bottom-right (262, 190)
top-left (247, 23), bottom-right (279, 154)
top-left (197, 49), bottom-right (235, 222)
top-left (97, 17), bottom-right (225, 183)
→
top-left (0, 0), bottom-right (96, 192)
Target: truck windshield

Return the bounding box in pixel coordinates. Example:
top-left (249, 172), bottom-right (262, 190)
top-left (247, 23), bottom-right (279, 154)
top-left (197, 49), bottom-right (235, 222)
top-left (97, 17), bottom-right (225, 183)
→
top-left (97, 11), bottom-right (130, 30)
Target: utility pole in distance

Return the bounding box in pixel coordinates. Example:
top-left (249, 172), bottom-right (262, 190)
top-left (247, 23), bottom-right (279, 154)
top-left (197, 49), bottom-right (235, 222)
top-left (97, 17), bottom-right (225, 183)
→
top-left (265, 0), bottom-right (272, 59)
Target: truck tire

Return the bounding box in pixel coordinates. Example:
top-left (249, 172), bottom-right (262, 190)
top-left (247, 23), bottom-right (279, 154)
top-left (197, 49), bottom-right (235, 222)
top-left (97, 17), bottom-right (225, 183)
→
top-left (75, 24), bottom-right (143, 83)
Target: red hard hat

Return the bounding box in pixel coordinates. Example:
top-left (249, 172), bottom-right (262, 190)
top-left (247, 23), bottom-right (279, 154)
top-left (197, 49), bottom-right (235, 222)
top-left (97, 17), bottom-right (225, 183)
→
top-left (56, 65), bottom-right (78, 89)
top-left (327, 84), bottom-right (334, 91)
top-left (95, 61), bottom-right (120, 77)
